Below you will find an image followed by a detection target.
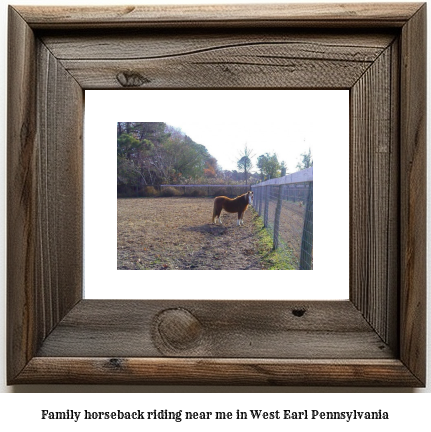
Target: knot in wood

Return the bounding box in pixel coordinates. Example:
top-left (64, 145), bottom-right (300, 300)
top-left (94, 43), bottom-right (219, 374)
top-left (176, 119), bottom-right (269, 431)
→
top-left (116, 71), bottom-right (150, 87)
top-left (292, 308), bottom-right (306, 317)
top-left (155, 308), bottom-right (203, 351)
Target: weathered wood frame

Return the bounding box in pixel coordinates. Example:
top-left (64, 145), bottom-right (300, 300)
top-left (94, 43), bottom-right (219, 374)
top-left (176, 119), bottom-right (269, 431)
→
top-left (7, 3), bottom-right (426, 386)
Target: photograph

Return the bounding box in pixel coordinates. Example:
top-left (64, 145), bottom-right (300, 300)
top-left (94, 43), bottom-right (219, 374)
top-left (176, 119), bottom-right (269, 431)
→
top-left (117, 119), bottom-right (313, 271)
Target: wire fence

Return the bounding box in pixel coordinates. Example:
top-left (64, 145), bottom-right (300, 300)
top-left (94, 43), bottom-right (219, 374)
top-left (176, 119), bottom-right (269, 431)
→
top-left (117, 184), bottom-right (251, 198)
top-left (160, 184), bottom-right (251, 198)
top-left (251, 167), bottom-right (313, 270)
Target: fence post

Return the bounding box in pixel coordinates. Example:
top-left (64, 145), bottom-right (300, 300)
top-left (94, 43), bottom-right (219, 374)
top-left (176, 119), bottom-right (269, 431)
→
top-left (258, 186), bottom-right (263, 216)
top-left (300, 182), bottom-right (313, 270)
top-left (264, 185), bottom-right (269, 227)
top-left (273, 185), bottom-right (283, 250)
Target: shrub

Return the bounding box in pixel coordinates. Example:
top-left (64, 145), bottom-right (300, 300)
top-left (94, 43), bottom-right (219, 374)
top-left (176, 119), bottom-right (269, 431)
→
top-left (143, 186), bottom-right (159, 197)
top-left (190, 188), bottom-right (207, 197)
top-left (213, 187), bottom-right (230, 197)
top-left (160, 186), bottom-right (182, 197)
top-left (117, 185), bottom-right (136, 198)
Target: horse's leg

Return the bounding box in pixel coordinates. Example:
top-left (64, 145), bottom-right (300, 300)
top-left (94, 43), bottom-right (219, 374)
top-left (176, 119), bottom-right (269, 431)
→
top-left (213, 202), bottom-right (222, 224)
top-left (215, 205), bottom-right (222, 224)
top-left (241, 208), bottom-right (246, 225)
top-left (237, 211), bottom-right (242, 226)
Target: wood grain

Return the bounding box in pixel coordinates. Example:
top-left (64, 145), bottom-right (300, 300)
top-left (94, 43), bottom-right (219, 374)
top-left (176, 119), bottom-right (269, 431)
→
top-left (15, 3), bottom-right (423, 29)
top-left (35, 40), bottom-right (84, 337)
top-left (399, 3), bottom-right (427, 385)
top-left (7, 6), bottom-right (38, 381)
top-left (350, 44), bottom-right (398, 347)
top-left (36, 300), bottom-right (393, 359)
top-left (41, 31), bottom-right (394, 60)
top-left (15, 358), bottom-right (423, 386)
top-left (7, 3), bottom-right (427, 386)
top-left (41, 31), bottom-right (394, 89)
top-left (7, 6), bottom-right (83, 383)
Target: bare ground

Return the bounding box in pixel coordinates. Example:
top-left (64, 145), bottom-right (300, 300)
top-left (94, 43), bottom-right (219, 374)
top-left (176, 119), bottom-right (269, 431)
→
top-left (117, 197), bottom-right (265, 270)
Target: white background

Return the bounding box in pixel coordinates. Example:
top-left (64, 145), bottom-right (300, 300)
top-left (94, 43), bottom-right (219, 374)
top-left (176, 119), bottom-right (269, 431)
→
top-left (0, 0), bottom-right (430, 429)
top-left (85, 90), bottom-right (349, 300)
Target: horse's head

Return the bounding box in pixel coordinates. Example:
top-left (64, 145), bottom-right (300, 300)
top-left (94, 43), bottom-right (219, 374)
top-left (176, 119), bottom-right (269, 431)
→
top-left (247, 191), bottom-right (254, 205)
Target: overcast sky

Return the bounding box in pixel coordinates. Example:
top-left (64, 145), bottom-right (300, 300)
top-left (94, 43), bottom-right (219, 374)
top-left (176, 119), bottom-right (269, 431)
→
top-left (110, 89), bottom-right (349, 173)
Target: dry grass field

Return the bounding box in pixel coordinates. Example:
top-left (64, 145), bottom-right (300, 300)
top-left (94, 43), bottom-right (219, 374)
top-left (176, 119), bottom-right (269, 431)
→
top-left (117, 197), bottom-right (265, 270)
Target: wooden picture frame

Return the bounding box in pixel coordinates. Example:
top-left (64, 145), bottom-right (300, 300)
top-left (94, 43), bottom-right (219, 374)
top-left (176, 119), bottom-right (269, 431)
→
top-left (7, 3), bottom-right (426, 386)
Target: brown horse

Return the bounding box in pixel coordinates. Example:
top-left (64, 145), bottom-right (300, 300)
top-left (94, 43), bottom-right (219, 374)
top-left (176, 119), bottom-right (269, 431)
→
top-left (212, 191), bottom-right (253, 226)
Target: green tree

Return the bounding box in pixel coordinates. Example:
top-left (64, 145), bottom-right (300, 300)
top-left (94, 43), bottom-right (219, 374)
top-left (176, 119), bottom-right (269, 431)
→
top-left (257, 152), bottom-right (281, 180)
top-left (296, 148), bottom-right (313, 170)
top-left (117, 122), bottom-right (220, 188)
top-left (162, 128), bottom-right (213, 182)
top-left (117, 133), bottom-right (146, 185)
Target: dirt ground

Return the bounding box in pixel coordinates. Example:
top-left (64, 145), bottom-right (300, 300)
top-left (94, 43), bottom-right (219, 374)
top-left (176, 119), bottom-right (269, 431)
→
top-left (117, 197), bottom-right (265, 270)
